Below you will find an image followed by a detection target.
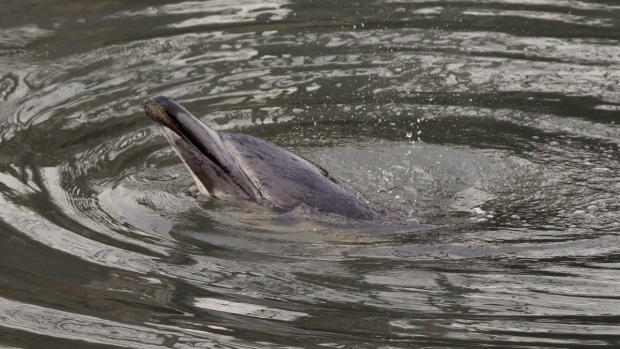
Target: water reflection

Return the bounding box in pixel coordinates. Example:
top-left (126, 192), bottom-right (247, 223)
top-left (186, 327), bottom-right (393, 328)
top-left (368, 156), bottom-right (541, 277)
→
top-left (108, 0), bottom-right (292, 26)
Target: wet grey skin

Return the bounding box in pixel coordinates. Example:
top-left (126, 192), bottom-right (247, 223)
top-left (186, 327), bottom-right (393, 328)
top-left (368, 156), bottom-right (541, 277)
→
top-left (144, 96), bottom-right (401, 221)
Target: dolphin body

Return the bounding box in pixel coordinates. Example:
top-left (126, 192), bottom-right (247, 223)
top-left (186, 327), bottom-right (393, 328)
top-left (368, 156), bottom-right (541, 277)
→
top-left (144, 96), bottom-right (402, 221)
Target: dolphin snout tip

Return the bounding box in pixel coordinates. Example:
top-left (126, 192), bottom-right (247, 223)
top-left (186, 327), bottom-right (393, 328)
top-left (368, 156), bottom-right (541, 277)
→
top-left (144, 96), bottom-right (171, 123)
top-left (144, 96), bottom-right (188, 128)
top-left (144, 95), bottom-right (168, 109)
top-left (144, 96), bottom-right (176, 118)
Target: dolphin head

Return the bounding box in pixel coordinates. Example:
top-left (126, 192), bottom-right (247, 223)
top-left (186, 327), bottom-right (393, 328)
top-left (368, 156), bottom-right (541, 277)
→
top-left (144, 96), bottom-right (260, 200)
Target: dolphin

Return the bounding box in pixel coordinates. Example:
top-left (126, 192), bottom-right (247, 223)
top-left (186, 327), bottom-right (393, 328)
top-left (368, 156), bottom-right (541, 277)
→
top-left (144, 96), bottom-right (402, 221)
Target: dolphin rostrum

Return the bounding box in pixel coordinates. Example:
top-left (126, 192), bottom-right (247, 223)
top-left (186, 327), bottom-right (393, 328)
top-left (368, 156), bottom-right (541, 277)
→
top-left (144, 96), bottom-right (401, 221)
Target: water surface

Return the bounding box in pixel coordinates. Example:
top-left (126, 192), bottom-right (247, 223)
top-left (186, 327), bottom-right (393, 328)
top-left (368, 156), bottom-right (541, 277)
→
top-left (1, 0), bottom-right (620, 348)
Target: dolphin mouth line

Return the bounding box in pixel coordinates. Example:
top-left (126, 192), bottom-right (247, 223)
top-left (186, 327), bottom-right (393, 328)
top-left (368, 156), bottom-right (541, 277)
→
top-left (145, 99), bottom-right (227, 171)
top-left (144, 96), bottom-right (258, 199)
top-left (145, 99), bottom-right (230, 175)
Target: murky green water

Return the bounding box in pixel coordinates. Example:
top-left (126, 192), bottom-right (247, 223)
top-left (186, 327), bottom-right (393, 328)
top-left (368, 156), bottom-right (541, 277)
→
top-left (1, 0), bottom-right (620, 348)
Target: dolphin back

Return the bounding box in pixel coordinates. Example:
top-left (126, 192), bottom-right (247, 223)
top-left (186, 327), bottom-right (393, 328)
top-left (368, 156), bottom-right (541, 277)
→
top-left (222, 132), bottom-right (387, 221)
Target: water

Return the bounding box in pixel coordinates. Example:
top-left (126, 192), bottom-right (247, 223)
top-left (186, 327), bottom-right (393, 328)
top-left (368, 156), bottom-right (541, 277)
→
top-left (1, 0), bottom-right (620, 347)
